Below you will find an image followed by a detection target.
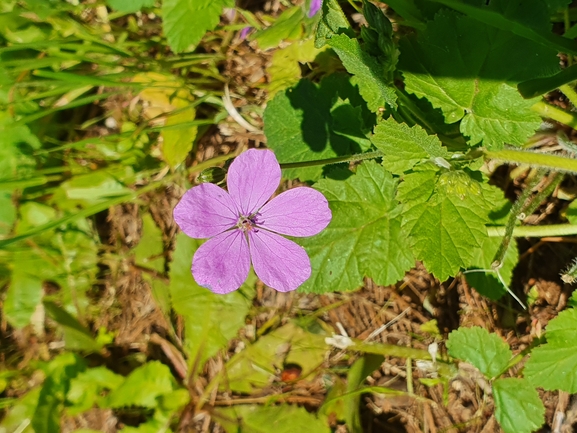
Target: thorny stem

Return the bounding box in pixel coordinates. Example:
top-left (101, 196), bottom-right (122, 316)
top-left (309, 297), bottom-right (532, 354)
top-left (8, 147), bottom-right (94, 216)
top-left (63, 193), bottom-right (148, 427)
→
top-left (279, 150), bottom-right (384, 169)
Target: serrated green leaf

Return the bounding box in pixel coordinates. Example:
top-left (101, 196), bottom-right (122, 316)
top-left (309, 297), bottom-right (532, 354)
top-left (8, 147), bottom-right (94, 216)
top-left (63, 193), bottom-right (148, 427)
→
top-left (107, 0), bottom-right (154, 12)
top-left (446, 327), bottom-right (512, 378)
top-left (214, 404), bottom-right (331, 433)
top-left (298, 161), bottom-right (414, 293)
top-left (493, 378), bottom-right (545, 433)
top-left (168, 233), bottom-right (254, 372)
top-left (399, 11), bottom-right (558, 148)
top-left (264, 76), bottom-right (370, 181)
top-left (106, 361), bottom-right (174, 408)
top-left (371, 118), bottom-right (449, 174)
top-left (398, 168), bottom-right (489, 280)
top-left (524, 309), bottom-right (577, 392)
top-left (162, 0), bottom-right (233, 53)
top-left (328, 33), bottom-right (396, 111)
top-left (315, 0), bottom-right (355, 49)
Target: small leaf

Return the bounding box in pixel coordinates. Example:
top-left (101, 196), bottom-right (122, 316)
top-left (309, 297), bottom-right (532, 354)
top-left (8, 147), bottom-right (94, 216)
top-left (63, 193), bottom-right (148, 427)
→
top-left (4, 269), bottom-right (43, 329)
top-left (67, 367), bottom-right (125, 415)
top-left (446, 327), bottom-right (512, 378)
top-left (106, 361), bottom-right (174, 408)
top-left (371, 118), bottom-right (449, 174)
top-left (493, 378), bottom-right (545, 433)
top-left (253, 6), bottom-right (305, 50)
top-left (315, 0), bottom-right (355, 49)
top-left (162, 0), bottom-right (233, 53)
top-left (524, 309), bottom-right (577, 392)
top-left (298, 161), bottom-right (414, 293)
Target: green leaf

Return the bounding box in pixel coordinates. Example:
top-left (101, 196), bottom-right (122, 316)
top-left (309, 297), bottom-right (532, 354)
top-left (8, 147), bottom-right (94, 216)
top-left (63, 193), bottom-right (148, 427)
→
top-left (106, 361), bottom-right (175, 408)
top-left (253, 6), bottom-right (305, 50)
top-left (32, 353), bottom-right (87, 433)
top-left (327, 33), bottom-right (396, 111)
top-left (4, 268), bottom-right (43, 329)
top-left (67, 367), bottom-right (125, 415)
top-left (162, 0), bottom-right (233, 53)
top-left (397, 167), bottom-right (490, 280)
top-left (315, 0), bottom-right (355, 49)
top-left (298, 161), bottom-right (414, 293)
top-left (0, 191), bottom-right (16, 238)
top-left (464, 235), bottom-right (518, 300)
top-left (214, 404), bottom-right (331, 433)
top-left (493, 378), bottom-right (545, 433)
top-left (524, 309), bottom-right (577, 392)
top-left (446, 327), bottom-right (512, 379)
top-left (518, 63), bottom-right (577, 99)
top-left (430, 0), bottom-right (577, 55)
top-left (371, 118), bottom-right (449, 174)
top-left (399, 11), bottom-right (558, 148)
top-left (43, 301), bottom-right (102, 352)
top-left (264, 76), bottom-right (372, 181)
top-left (162, 105), bottom-right (197, 168)
top-left (107, 0), bottom-right (154, 12)
top-left (168, 233), bottom-right (254, 372)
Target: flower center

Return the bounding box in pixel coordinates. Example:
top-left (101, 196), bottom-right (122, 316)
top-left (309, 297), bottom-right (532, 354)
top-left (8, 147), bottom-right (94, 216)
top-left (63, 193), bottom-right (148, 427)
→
top-left (237, 213), bottom-right (261, 232)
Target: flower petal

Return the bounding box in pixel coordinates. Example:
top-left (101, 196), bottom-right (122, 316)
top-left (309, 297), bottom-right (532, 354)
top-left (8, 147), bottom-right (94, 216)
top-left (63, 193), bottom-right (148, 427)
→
top-left (174, 183), bottom-right (239, 238)
top-left (257, 187), bottom-right (332, 237)
top-left (192, 230), bottom-right (250, 294)
top-left (227, 149), bottom-right (281, 215)
top-left (248, 229), bottom-right (311, 292)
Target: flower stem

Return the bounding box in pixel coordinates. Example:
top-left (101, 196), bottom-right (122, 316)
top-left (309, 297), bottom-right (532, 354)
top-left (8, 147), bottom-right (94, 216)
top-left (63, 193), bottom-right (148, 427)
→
top-left (487, 224), bottom-right (577, 237)
top-left (532, 100), bottom-right (577, 129)
top-left (279, 150), bottom-right (384, 169)
top-left (483, 148), bottom-right (577, 174)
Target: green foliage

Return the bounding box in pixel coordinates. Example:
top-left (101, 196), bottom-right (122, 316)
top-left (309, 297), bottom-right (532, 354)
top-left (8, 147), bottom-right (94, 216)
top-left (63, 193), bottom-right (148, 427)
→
top-left (298, 161), bottom-right (414, 293)
top-left (399, 10), bottom-right (558, 148)
top-left (524, 309), bottom-right (577, 392)
top-left (493, 378), bottom-right (545, 433)
top-left (264, 74), bottom-right (373, 181)
top-left (162, 0), bottom-right (234, 53)
top-left (107, 0), bottom-right (154, 13)
top-left (446, 327), bottom-right (512, 379)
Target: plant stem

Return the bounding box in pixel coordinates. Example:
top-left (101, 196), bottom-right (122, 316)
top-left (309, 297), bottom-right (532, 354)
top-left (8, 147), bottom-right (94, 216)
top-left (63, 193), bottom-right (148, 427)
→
top-left (484, 148), bottom-right (577, 174)
top-left (560, 84), bottom-right (577, 107)
top-left (487, 224), bottom-right (577, 237)
top-left (279, 150), bottom-right (384, 169)
top-left (532, 100), bottom-right (577, 129)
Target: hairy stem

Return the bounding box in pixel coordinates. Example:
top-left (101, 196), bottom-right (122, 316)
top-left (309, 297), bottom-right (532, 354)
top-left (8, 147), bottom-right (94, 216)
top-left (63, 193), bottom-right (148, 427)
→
top-left (279, 150), bottom-right (384, 169)
top-left (532, 100), bottom-right (577, 129)
top-left (484, 148), bottom-right (577, 174)
top-left (487, 224), bottom-right (577, 237)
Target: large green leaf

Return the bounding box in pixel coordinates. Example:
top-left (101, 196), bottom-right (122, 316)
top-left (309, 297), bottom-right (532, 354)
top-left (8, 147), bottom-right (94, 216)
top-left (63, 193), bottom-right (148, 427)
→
top-left (524, 308), bottom-right (577, 392)
top-left (298, 161), bottom-right (414, 293)
top-left (214, 404), bottom-right (330, 433)
top-left (264, 75), bottom-right (373, 181)
top-left (397, 167), bottom-right (490, 280)
top-left (162, 0), bottom-right (233, 53)
top-left (446, 327), bottom-right (512, 379)
top-left (493, 378), bottom-right (545, 433)
top-left (399, 10), bottom-right (558, 148)
top-left (168, 233), bottom-right (254, 372)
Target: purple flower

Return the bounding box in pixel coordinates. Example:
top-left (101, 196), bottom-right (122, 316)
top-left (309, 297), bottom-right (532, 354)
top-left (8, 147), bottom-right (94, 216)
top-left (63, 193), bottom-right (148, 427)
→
top-left (308, 0), bottom-right (322, 17)
top-left (239, 26), bottom-right (252, 40)
top-left (173, 149), bottom-right (332, 294)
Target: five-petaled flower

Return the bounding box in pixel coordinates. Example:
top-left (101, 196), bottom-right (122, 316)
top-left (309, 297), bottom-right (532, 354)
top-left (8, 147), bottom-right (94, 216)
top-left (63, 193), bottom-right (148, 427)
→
top-left (173, 149), bottom-right (332, 294)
